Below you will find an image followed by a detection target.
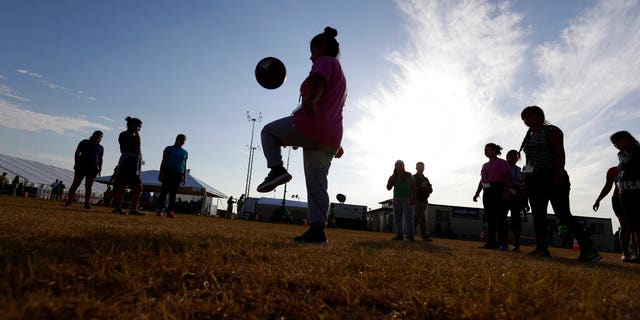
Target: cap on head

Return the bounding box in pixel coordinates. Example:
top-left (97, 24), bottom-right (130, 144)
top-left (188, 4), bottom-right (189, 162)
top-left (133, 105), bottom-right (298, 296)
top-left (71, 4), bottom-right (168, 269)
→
top-left (395, 160), bottom-right (404, 166)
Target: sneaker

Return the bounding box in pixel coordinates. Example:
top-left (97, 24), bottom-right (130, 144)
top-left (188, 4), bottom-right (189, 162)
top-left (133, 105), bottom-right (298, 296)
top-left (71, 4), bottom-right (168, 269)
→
top-left (526, 248), bottom-right (551, 257)
top-left (499, 245), bottom-right (509, 251)
top-left (293, 226), bottom-right (328, 244)
top-left (128, 209), bottom-right (145, 216)
top-left (392, 236), bottom-right (403, 241)
top-left (511, 246), bottom-right (521, 252)
top-left (166, 210), bottom-right (176, 218)
top-left (407, 236), bottom-right (415, 242)
top-left (112, 208), bottom-right (125, 215)
top-left (64, 201), bottom-right (72, 207)
top-left (422, 236), bottom-right (433, 242)
top-left (256, 167), bottom-right (292, 193)
top-left (578, 251), bottom-right (602, 263)
top-left (155, 208), bottom-right (164, 217)
top-left (83, 204), bottom-right (91, 210)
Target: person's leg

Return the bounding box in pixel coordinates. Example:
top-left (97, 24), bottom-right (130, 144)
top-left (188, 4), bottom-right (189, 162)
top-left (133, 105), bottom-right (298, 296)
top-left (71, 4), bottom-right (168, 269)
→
top-left (303, 146), bottom-right (336, 227)
top-left (66, 175), bottom-right (84, 206)
top-left (528, 173), bottom-right (551, 252)
top-left (550, 185), bottom-right (593, 253)
top-left (621, 191), bottom-right (640, 256)
top-left (393, 198), bottom-right (404, 239)
top-left (111, 183), bottom-right (125, 213)
top-left (510, 200), bottom-right (523, 250)
top-left (129, 183), bottom-right (142, 214)
top-left (482, 190), bottom-right (497, 247)
top-left (83, 176), bottom-right (95, 208)
top-left (612, 195), bottom-right (632, 258)
top-left (414, 201), bottom-right (427, 238)
top-left (258, 116), bottom-right (322, 193)
top-left (403, 199), bottom-right (415, 239)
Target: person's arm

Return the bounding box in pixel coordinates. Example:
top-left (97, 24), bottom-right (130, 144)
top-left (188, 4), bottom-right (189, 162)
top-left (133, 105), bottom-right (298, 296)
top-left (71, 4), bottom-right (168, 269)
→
top-left (473, 181), bottom-right (483, 202)
top-left (182, 157), bottom-right (188, 185)
top-left (158, 149), bottom-right (168, 181)
top-left (410, 174), bottom-right (416, 205)
top-left (73, 142), bottom-right (82, 169)
top-left (593, 172), bottom-right (615, 211)
top-left (301, 73), bottom-right (326, 117)
top-left (386, 172), bottom-right (396, 191)
top-left (549, 128), bottom-right (568, 187)
top-left (98, 148), bottom-right (103, 177)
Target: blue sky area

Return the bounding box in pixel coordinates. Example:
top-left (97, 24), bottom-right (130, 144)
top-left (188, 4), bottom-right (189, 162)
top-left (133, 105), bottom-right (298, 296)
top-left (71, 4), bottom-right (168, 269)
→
top-left (1, 0), bottom-right (639, 231)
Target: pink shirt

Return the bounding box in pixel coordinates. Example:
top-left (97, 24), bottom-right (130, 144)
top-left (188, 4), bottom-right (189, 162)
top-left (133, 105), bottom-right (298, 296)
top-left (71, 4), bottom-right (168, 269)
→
top-left (481, 158), bottom-right (509, 184)
top-left (293, 56), bottom-right (347, 147)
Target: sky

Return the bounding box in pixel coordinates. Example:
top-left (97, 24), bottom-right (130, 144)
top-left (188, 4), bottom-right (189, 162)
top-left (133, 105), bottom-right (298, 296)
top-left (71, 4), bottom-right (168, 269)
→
top-left (1, 0), bottom-right (639, 230)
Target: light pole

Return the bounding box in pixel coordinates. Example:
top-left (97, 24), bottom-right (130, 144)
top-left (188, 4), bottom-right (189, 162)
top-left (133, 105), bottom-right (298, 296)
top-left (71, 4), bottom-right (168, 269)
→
top-left (244, 111), bottom-right (262, 200)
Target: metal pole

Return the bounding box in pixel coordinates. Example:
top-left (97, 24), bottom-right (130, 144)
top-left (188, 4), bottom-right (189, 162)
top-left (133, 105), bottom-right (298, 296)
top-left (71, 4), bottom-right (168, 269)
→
top-left (282, 147), bottom-right (291, 207)
top-left (244, 111), bottom-right (261, 200)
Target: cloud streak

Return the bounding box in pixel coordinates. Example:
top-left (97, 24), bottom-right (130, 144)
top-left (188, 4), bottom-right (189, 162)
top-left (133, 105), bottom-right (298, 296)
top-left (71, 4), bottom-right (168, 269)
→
top-left (0, 99), bottom-right (110, 134)
top-left (15, 68), bottom-right (97, 101)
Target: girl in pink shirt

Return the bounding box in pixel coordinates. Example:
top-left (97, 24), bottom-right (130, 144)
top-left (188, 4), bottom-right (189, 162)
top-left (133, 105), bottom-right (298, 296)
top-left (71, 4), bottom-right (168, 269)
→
top-left (473, 143), bottom-right (511, 250)
top-left (257, 27), bottom-right (347, 244)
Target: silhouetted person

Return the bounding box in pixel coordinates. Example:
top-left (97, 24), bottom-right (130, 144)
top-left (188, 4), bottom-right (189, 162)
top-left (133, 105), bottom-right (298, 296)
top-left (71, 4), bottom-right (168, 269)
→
top-left (156, 134), bottom-right (188, 219)
top-left (610, 131), bottom-right (640, 260)
top-left (387, 160), bottom-right (416, 241)
top-left (473, 143), bottom-right (510, 250)
top-left (111, 116), bottom-right (144, 216)
top-left (414, 161), bottom-right (433, 241)
top-left (65, 130), bottom-right (104, 209)
top-left (256, 27), bottom-right (347, 244)
top-left (506, 150), bottom-right (527, 251)
top-left (11, 175), bottom-right (20, 196)
top-left (227, 196), bottom-right (235, 218)
top-left (519, 106), bottom-right (600, 262)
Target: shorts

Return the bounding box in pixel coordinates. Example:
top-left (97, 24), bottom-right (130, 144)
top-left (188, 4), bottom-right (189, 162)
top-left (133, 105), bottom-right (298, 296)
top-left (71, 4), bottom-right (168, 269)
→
top-left (74, 163), bottom-right (99, 178)
top-left (115, 153), bottom-right (142, 185)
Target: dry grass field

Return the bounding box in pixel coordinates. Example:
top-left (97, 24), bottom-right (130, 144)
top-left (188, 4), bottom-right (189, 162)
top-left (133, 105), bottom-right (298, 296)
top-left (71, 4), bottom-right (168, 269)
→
top-left (0, 196), bottom-right (638, 319)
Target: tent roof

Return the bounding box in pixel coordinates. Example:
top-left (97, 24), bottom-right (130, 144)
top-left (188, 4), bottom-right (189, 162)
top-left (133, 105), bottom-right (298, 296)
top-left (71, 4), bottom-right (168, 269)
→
top-left (95, 170), bottom-right (226, 198)
top-left (0, 153), bottom-right (106, 193)
top-left (257, 197), bottom-right (308, 208)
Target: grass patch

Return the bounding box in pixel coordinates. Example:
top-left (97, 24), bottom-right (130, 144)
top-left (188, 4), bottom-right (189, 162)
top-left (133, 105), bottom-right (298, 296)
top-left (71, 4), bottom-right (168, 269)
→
top-left (0, 196), bottom-right (638, 319)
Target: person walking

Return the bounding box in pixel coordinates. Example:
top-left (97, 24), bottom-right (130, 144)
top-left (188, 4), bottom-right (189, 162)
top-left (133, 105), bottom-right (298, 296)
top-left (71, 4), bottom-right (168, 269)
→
top-left (256, 27), bottom-right (347, 244)
top-left (111, 116), bottom-right (144, 216)
top-left (610, 131), bottom-right (640, 261)
top-left (593, 165), bottom-right (638, 262)
top-left (387, 160), bottom-right (416, 241)
top-left (473, 143), bottom-right (510, 250)
top-left (519, 106), bottom-right (600, 262)
top-left (156, 134), bottom-right (188, 218)
top-left (413, 161), bottom-right (433, 241)
top-left (65, 131), bottom-right (104, 209)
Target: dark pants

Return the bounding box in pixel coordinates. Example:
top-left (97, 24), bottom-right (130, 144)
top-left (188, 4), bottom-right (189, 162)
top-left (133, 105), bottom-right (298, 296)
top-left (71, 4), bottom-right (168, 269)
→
top-left (620, 190), bottom-right (640, 232)
top-left (158, 171), bottom-right (182, 211)
top-left (482, 182), bottom-right (508, 247)
top-left (528, 169), bottom-right (592, 252)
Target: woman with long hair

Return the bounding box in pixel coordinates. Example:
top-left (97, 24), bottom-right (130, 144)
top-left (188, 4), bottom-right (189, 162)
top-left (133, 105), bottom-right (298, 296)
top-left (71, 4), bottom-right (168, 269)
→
top-left (610, 130), bottom-right (640, 259)
top-left (519, 106), bottom-right (600, 262)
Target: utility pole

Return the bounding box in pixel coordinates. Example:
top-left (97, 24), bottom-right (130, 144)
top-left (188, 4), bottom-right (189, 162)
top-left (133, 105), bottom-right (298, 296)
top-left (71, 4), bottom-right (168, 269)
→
top-left (244, 111), bottom-right (262, 201)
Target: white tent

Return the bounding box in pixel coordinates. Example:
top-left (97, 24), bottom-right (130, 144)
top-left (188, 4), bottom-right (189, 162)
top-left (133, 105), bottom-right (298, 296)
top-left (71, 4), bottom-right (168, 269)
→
top-left (95, 170), bottom-right (226, 198)
top-left (0, 153), bottom-right (106, 196)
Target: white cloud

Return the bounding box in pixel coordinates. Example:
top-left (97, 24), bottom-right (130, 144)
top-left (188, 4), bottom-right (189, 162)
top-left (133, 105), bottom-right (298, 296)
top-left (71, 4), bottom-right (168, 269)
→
top-left (343, 0), bottom-right (640, 230)
top-left (532, 0), bottom-right (640, 220)
top-left (0, 99), bottom-right (110, 134)
top-left (99, 115), bottom-right (114, 122)
top-left (0, 84), bottom-right (30, 102)
top-left (342, 0), bottom-right (528, 207)
top-left (16, 69), bottom-right (43, 78)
